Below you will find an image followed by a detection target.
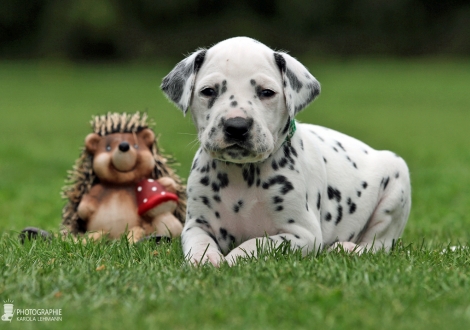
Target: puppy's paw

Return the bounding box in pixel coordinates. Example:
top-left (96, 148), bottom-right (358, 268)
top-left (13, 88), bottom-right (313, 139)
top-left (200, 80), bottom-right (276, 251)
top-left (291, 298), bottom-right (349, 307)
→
top-left (330, 241), bottom-right (364, 255)
top-left (190, 251), bottom-right (225, 267)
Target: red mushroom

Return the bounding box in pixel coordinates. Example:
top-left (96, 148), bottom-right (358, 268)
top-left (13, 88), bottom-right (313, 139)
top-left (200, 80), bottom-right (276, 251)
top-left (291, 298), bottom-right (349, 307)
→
top-left (135, 178), bottom-right (179, 216)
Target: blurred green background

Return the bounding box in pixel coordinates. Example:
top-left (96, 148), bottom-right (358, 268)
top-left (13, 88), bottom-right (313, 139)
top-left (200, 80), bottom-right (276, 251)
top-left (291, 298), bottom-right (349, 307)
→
top-left (1, 0), bottom-right (470, 61)
top-left (0, 0), bottom-right (469, 241)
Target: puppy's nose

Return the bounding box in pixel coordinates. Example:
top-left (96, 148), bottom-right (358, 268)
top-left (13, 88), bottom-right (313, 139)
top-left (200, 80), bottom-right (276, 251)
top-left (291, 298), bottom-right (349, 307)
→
top-left (119, 142), bottom-right (130, 152)
top-left (223, 117), bottom-right (253, 141)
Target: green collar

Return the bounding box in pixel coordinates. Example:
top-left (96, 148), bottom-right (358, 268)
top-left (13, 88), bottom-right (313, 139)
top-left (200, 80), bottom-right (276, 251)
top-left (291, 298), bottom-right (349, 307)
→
top-left (284, 119), bottom-right (296, 145)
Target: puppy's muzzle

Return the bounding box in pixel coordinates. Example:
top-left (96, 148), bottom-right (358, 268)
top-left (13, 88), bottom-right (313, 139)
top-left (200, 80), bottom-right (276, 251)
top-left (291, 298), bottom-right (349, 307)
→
top-left (223, 117), bottom-right (253, 142)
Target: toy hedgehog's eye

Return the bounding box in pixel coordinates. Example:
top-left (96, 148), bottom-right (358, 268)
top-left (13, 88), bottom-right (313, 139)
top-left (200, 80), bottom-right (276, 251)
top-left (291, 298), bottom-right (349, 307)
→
top-left (134, 144), bottom-right (139, 149)
top-left (106, 145), bottom-right (111, 151)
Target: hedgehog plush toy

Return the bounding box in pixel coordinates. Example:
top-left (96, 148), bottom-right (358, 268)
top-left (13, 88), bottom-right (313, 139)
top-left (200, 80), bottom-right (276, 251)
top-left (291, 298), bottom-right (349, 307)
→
top-left (58, 112), bottom-right (186, 243)
top-left (19, 112), bottom-right (186, 244)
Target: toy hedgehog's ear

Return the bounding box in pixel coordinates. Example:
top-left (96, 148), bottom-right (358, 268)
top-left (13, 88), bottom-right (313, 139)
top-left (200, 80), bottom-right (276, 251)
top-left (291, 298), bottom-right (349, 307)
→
top-left (85, 133), bottom-right (101, 154)
top-left (274, 52), bottom-right (321, 117)
top-left (138, 128), bottom-right (155, 148)
top-left (161, 49), bottom-right (207, 115)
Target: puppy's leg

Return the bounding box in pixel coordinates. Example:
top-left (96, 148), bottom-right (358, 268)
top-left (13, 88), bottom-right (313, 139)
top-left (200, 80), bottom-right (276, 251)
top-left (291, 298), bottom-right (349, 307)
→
top-left (355, 154), bottom-right (411, 252)
top-left (182, 227), bottom-right (225, 267)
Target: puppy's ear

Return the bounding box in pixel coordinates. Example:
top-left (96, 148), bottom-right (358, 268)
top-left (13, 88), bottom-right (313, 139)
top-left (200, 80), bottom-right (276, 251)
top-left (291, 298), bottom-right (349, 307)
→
top-left (161, 49), bottom-right (207, 115)
top-left (274, 52), bottom-right (320, 117)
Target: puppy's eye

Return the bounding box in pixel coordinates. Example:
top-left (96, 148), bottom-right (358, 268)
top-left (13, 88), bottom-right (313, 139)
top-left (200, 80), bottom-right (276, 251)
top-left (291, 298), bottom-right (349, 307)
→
top-left (260, 89), bottom-right (275, 98)
top-left (134, 144), bottom-right (139, 149)
top-left (106, 145), bottom-right (111, 151)
top-left (200, 88), bottom-right (216, 97)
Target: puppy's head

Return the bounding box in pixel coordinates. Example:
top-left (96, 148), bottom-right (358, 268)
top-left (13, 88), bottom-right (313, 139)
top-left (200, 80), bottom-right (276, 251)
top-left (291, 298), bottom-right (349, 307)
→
top-left (161, 37), bottom-right (320, 163)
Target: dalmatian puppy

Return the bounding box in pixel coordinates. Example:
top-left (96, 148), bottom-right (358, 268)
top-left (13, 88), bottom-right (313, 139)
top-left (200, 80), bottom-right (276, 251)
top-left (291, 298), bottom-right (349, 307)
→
top-left (161, 37), bottom-right (411, 266)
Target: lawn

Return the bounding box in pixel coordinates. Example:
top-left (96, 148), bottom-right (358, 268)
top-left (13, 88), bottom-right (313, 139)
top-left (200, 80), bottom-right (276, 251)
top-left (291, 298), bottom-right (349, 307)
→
top-left (0, 58), bottom-right (469, 329)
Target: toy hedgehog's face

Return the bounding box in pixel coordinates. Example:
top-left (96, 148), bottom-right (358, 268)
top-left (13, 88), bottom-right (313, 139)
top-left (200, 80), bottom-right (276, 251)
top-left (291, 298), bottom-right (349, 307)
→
top-left (85, 129), bottom-right (156, 184)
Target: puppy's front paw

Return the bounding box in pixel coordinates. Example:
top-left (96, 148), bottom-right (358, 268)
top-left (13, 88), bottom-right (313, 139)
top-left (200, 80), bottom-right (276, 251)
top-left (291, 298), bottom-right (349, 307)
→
top-left (190, 251), bottom-right (225, 267)
top-left (329, 242), bottom-right (364, 255)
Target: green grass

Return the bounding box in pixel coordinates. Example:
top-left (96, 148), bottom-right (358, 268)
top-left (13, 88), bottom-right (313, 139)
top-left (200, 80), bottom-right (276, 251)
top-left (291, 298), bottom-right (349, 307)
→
top-left (0, 58), bottom-right (469, 329)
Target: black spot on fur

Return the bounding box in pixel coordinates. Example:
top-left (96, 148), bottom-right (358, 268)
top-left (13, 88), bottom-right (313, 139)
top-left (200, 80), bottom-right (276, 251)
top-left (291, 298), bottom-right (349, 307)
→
top-left (349, 203), bottom-right (357, 214)
top-left (317, 192), bottom-right (321, 210)
top-left (323, 157), bottom-right (327, 164)
top-left (211, 182), bottom-right (220, 192)
top-left (276, 205), bottom-right (284, 212)
top-left (357, 191), bottom-right (362, 197)
top-left (213, 195), bottom-right (221, 203)
top-left (288, 219), bottom-right (295, 224)
top-left (362, 182), bottom-right (368, 189)
top-left (200, 196), bottom-right (211, 208)
top-left (230, 95), bottom-right (234, 100)
top-left (207, 232), bottom-right (219, 248)
top-left (348, 232), bottom-right (355, 241)
top-left (325, 213), bottom-right (332, 221)
top-left (336, 141), bottom-right (346, 151)
top-left (250, 79), bottom-right (256, 86)
top-left (215, 211), bottom-right (220, 219)
top-left (383, 176), bottom-right (390, 190)
top-left (286, 68), bottom-right (303, 92)
top-left (231, 101), bottom-right (238, 107)
top-left (217, 172), bottom-right (229, 189)
top-left (327, 186), bottom-right (342, 202)
top-left (220, 228), bottom-right (228, 240)
top-left (194, 50), bottom-right (206, 72)
top-left (242, 164), bottom-right (257, 187)
top-left (199, 162), bottom-right (210, 173)
top-left (395, 172), bottom-right (400, 179)
top-left (233, 200), bottom-right (244, 213)
top-left (294, 235), bottom-right (300, 239)
top-left (273, 53), bottom-right (286, 73)
top-left (273, 196), bottom-right (283, 204)
top-left (221, 80), bottom-right (227, 94)
top-left (195, 217), bottom-right (209, 225)
top-left (191, 158), bottom-right (199, 172)
top-left (262, 175), bottom-right (294, 195)
top-left (281, 118), bottom-right (290, 135)
top-left (200, 176), bottom-right (210, 186)
top-left (335, 205), bottom-right (343, 224)
top-left (279, 158), bottom-right (288, 168)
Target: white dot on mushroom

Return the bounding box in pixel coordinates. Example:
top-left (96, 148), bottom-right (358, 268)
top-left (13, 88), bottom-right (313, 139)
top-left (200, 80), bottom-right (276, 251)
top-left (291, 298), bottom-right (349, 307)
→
top-left (152, 187), bottom-right (157, 191)
top-left (143, 198), bottom-right (148, 203)
top-left (137, 186), bottom-right (142, 192)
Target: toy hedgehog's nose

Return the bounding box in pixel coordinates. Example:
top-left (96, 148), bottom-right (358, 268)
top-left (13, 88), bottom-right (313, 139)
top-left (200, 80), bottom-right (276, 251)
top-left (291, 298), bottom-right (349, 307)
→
top-left (119, 142), bottom-right (130, 152)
